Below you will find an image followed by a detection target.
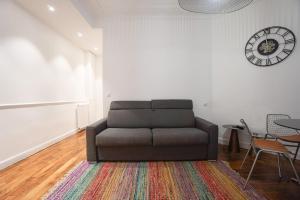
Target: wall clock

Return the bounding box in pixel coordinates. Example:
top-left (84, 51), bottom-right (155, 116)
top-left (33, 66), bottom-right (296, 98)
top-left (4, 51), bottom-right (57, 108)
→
top-left (245, 26), bottom-right (296, 67)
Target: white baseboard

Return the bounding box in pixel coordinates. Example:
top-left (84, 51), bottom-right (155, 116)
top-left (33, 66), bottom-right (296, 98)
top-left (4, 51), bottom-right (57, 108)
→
top-left (0, 128), bottom-right (80, 170)
top-left (219, 137), bottom-right (250, 150)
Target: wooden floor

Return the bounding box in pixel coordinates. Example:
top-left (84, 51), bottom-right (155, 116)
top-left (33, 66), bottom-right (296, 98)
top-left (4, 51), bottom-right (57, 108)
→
top-left (0, 132), bottom-right (85, 200)
top-left (0, 131), bottom-right (299, 200)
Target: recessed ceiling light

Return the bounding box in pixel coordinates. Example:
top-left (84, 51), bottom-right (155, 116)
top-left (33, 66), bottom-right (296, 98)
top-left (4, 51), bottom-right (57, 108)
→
top-left (94, 47), bottom-right (99, 51)
top-left (47, 5), bottom-right (55, 12)
top-left (77, 32), bottom-right (83, 38)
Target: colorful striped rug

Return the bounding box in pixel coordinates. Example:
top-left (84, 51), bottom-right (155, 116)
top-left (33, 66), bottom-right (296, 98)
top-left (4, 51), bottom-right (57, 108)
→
top-left (44, 161), bottom-right (265, 200)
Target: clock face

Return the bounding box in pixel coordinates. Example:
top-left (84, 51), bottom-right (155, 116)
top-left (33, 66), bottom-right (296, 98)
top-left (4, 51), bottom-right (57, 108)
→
top-left (245, 26), bottom-right (296, 67)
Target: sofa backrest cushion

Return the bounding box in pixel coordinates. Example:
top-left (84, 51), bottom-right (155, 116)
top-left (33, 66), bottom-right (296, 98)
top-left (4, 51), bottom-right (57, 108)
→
top-left (107, 100), bottom-right (195, 128)
top-left (110, 101), bottom-right (151, 110)
top-left (151, 99), bottom-right (193, 109)
top-left (151, 99), bottom-right (195, 128)
top-left (151, 109), bottom-right (195, 128)
top-left (107, 101), bottom-right (152, 128)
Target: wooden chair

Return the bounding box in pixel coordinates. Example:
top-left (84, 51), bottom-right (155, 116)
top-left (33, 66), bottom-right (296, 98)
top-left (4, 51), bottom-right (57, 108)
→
top-left (239, 119), bottom-right (300, 189)
top-left (265, 114), bottom-right (300, 161)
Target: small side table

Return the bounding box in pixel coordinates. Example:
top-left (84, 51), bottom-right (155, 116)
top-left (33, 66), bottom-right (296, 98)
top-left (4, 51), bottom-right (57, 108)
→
top-left (223, 124), bottom-right (244, 153)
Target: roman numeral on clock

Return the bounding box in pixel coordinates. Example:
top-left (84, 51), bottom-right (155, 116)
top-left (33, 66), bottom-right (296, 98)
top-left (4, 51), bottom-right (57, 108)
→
top-left (275, 27), bottom-right (281, 34)
top-left (285, 39), bottom-right (295, 44)
top-left (283, 49), bottom-right (292, 55)
top-left (247, 42), bottom-right (254, 48)
top-left (282, 31), bottom-right (289, 37)
top-left (256, 59), bottom-right (262, 65)
top-left (276, 56), bottom-right (282, 62)
top-left (253, 34), bottom-right (260, 40)
top-left (247, 55), bottom-right (255, 62)
top-left (263, 28), bottom-right (270, 35)
top-left (245, 48), bottom-right (253, 54)
top-left (266, 59), bottom-right (272, 66)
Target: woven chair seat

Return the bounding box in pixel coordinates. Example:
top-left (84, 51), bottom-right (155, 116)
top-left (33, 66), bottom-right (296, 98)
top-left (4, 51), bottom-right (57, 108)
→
top-left (253, 139), bottom-right (288, 153)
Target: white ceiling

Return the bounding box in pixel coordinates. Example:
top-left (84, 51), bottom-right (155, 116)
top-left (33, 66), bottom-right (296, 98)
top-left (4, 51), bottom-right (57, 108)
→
top-left (15, 0), bottom-right (208, 54)
top-left (16, 0), bottom-right (103, 55)
top-left (72, 0), bottom-right (199, 27)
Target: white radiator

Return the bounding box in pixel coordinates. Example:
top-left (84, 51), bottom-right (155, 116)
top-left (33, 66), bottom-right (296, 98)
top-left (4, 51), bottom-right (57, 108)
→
top-left (76, 103), bottom-right (89, 129)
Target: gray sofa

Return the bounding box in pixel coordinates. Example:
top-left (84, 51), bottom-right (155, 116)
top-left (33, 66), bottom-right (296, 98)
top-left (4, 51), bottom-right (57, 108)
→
top-left (86, 100), bottom-right (218, 162)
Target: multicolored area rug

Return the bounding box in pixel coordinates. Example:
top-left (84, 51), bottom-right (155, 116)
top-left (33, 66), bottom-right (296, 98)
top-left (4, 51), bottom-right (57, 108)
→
top-left (44, 161), bottom-right (265, 200)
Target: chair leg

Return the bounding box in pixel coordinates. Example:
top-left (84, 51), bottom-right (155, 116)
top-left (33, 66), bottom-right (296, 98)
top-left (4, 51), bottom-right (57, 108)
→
top-left (240, 146), bottom-right (252, 170)
top-left (293, 143), bottom-right (300, 162)
top-left (286, 153), bottom-right (300, 184)
top-left (277, 153), bottom-right (282, 179)
top-left (244, 150), bottom-right (262, 189)
top-left (264, 134), bottom-right (268, 139)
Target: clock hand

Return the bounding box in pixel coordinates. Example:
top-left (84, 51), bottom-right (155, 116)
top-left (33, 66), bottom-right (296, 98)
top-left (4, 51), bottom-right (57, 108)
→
top-left (265, 31), bottom-right (269, 53)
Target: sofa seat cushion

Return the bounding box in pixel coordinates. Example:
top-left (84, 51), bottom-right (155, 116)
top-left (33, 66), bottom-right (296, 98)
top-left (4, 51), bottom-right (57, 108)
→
top-left (96, 128), bottom-right (152, 147)
top-left (152, 128), bottom-right (208, 146)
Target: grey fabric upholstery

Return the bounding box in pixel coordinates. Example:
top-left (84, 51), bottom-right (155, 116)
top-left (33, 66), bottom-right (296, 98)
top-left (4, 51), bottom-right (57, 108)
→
top-left (151, 109), bottom-right (195, 128)
top-left (107, 109), bottom-right (152, 128)
top-left (110, 101), bottom-right (151, 110)
top-left (86, 118), bottom-right (107, 162)
top-left (97, 146), bottom-right (208, 161)
top-left (152, 99), bottom-right (193, 109)
top-left (86, 99), bottom-right (219, 162)
top-left (195, 117), bottom-right (218, 160)
top-left (96, 128), bottom-right (152, 147)
top-left (152, 128), bottom-right (208, 146)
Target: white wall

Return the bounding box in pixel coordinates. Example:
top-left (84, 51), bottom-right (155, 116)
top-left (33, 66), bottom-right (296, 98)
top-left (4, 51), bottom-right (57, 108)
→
top-left (0, 3), bottom-right (86, 104)
top-left (85, 51), bottom-right (104, 123)
top-left (102, 15), bottom-right (212, 117)
top-left (211, 0), bottom-right (300, 152)
top-left (101, 0), bottom-right (300, 159)
top-left (95, 55), bottom-right (104, 119)
top-left (0, 1), bottom-right (102, 169)
top-left (2, 0), bottom-right (299, 167)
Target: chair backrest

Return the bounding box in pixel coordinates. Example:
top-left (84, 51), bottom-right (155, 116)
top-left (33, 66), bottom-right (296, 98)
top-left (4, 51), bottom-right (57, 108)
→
top-left (266, 114), bottom-right (297, 135)
top-left (240, 119), bottom-right (260, 154)
top-left (240, 119), bottom-right (255, 138)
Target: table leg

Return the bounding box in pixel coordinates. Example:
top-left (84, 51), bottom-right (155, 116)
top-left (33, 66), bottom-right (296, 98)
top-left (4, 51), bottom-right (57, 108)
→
top-left (228, 129), bottom-right (240, 153)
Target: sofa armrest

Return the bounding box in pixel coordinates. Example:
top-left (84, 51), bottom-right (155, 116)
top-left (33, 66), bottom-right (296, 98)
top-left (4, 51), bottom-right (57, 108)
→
top-left (86, 118), bottom-right (107, 162)
top-left (195, 117), bottom-right (219, 160)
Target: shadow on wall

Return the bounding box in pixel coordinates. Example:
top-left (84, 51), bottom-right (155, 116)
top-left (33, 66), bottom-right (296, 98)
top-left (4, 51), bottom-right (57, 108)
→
top-left (0, 0), bottom-right (83, 70)
top-left (0, 37), bottom-right (82, 71)
top-left (0, 1), bottom-right (92, 104)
